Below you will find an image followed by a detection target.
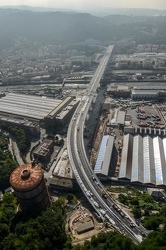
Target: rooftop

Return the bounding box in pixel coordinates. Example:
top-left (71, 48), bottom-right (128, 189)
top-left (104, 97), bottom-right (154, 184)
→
top-left (94, 135), bottom-right (114, 177)
top-left (119, 134), bottom-right (166, 186)
top-left (0, 93), bottom-right (62, 120)
top-left (10, 163), bottom-right (43, 190)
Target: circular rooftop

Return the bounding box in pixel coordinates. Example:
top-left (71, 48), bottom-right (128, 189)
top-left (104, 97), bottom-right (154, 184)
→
top-left (10, 163), bottom-right (43, 190)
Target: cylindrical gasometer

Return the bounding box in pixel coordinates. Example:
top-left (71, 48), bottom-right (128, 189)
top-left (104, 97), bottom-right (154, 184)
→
top-left (10, 162), bottom-right (50, 213)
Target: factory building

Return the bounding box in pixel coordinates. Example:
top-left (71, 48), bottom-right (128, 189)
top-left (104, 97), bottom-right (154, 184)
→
top-left (119, 134), bottom-right (166, 187)
top-left (10, 162), bottom-right (50, 213)
top-left (44, 96), bottom-right (79, 130)
top-left (131, 90), bottom-right (158, 100)
top-left (114, 73), bottom-right (128, 80)
top-left (106, 85), bottom-right (166, 101)
top-left (33, 139), bottom-right (54, 163)
top-left (94, 135), bottom-right (114, 180)
top-left (133, 86), bottom-right (166, 91)
top-left (131, 86), bottom-right (166, 100)
top-left (107, 85), bottom-right (131, 98)
top-left (0, 93), bottom-right (78, 132)
top-left (0, 116), bottom-right (40, 135)
top-left (55, 99), bottom-right (79, 127)
top-left (49, 149), bottom-right (74, 190)
top-left (0, 93), bottom-right (61, 121)
top-left (119, 134), bottom-right (133, 180)
top-left (117, 111), bottom-right (125, 128)
top-left (110, 110), bottom-right (126, 128)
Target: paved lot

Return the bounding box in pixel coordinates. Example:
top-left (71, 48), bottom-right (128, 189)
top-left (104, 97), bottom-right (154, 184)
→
top-left (127, 108), bottom-right (138, 127)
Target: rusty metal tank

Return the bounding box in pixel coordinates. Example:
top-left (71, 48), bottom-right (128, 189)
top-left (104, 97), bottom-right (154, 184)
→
top-left (10, 162), bottom-right (50, 213)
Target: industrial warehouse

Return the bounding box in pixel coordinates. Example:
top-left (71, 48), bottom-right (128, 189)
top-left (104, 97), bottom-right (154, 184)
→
top-left (94, 132), bottom-right (166, 187)
top-left (94, 135), bottom-right (114, 179)
top-left (119, 134), bottom-right (166, 187)
top-left (0, 93), bottom-right (79, 132)
top-left (90, 95), bottom-right (166, 188)
top-left (107, 84), bottom-right (166, 100)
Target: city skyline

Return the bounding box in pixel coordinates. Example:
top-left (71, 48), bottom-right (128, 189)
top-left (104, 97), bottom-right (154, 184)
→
top-left (0, 0), bottom-right (166, 11)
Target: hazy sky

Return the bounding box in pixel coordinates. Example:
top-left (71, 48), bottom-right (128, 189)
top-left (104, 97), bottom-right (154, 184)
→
top-left (0, 0), bottom-right (166, 10)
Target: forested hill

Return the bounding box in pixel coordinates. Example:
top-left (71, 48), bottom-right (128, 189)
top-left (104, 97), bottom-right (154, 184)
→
top-left (0, 9), bottom-right (166, 50)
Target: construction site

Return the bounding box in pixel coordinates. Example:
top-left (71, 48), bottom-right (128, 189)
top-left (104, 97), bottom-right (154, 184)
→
top-left (66, 204), bottom-right (113, 245)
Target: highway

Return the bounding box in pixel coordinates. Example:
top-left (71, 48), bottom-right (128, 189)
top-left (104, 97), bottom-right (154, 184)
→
top-left (67, 45), bottom-right (147, 244)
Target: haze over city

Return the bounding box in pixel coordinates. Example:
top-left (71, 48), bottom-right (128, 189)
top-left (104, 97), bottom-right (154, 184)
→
top-left (1, 0), bottom-right (166, 249)
top-left (0, 0), bottom-right (166, 11)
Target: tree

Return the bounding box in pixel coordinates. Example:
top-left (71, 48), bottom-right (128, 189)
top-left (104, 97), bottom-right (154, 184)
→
top-left (143, 215), bottom-right (161, 230)
top-left (139, 231), bottom-right (166, 250)
top-left (66, 193), bottom-right (75, 203)
top-left (133, 208), bottom-right (141, 219)
top-left (2, 193), bottom-right (16, 206)
top-left (160, 205), bottom-right (166, 216)
top-left (142, 194), bottom-right (154, 203)
top-left (0, 134), bottom-right (17, 189)
top-left (144, 208), bottom-right (150, 217)
top-left (131, 197), bottom-right (139, 206)
top-left (1, 125), bottom-right (31, 155)
top-left (0, 224), bottom-right (9, 242)
top-left (118, 194), bottom-right (128, 205)
top-left (72, 231), bottom-right (137, 250)
top-left (0, 197), bottom-right (67, 250)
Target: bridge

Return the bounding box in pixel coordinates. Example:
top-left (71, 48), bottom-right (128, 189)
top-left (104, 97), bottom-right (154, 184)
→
top-left (67, 45), bottom-right (147, 244)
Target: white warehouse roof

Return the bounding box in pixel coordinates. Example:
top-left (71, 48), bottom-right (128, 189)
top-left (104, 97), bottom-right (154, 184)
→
top-left (119, 134), bottom-right (133, 180)
top-left (94, 135), bottom-right (114, 177)
top-left (117, 111), bottom-right (125, 125)
top-left (119, 134), bottom-right (166, 186)
top-left (0, 93), bottom-right (62, 120)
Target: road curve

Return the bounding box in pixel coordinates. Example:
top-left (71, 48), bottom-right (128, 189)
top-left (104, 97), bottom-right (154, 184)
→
top-left (67, 45), bottom-right (147, 244)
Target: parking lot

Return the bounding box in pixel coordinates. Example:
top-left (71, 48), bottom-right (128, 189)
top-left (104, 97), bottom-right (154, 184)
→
top-left (127, 103), bottom-right (165, 129)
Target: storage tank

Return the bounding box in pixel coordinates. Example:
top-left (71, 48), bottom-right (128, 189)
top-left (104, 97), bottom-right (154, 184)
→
top-left (10, 162), bottom-right (50, 213)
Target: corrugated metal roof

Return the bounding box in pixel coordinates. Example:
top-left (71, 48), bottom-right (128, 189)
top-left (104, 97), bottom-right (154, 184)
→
top-left (119, 134), bottom-right (166, 186)
top-left (119, 134), bottom-right (132, 179)
top-left (94, 135), bottom-right (114, 176)
top-left (153, 137), bottom-right (164, 185)
top-left (131, 135), bottom-right (143, 183)
top-left (0, 93), bottom-right (62, 120)
top-left (143, 136), bottom-right (152, 184)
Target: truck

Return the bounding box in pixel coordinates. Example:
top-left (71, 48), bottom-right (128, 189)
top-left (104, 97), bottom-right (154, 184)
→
top-left (120, 211), bottom-right (125, 217)
top-left (105, 214), bottom-right (115, 225)
top-left (93, 201), bottom-right (100, 208)
top-left (99, 209), bottom-right (106, 216)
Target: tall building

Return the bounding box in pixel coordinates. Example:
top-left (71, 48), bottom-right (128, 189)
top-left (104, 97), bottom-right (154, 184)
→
top-left (10, 162), bottom-right (50, 213)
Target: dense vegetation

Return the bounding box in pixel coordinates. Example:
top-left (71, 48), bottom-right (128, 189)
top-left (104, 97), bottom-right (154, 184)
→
top-left (72, 231), bottom-right (137, 250)
top-left (0, 194), bottom-right (69, 250)
top-left (1, 191), bottom-right (166, 249)
top-left (0, 123), bottom-right (31, 155)
top-left (8, 126), bottom-right (31, 155)
top-left (72, 230), bottom-right (166, 250)
top-left (115, 185), bottom-right (166, 231)
top-left (0, 133), bottom-right (17, 189)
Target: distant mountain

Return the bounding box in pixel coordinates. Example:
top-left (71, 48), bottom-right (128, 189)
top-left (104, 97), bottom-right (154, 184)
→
top-left (1, 5), bottom-right (166, 16)
top-left (0, 9), bottom-right (166, 51)
top-left (91, 8), bottom-right (166, 17)
top-left (0, 10), bottom-right (109, 46)
top-left (0, 5), bottom-right (77, 13)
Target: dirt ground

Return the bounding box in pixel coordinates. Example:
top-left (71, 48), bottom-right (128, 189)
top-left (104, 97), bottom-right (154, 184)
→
top-left (66, 203), bottom-right (113, 245)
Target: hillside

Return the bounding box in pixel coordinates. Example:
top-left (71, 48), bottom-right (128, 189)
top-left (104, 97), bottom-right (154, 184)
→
top-left (0, 9), bottom-right (166, 50)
